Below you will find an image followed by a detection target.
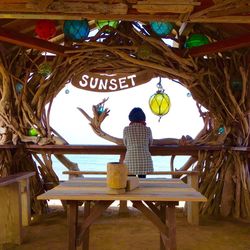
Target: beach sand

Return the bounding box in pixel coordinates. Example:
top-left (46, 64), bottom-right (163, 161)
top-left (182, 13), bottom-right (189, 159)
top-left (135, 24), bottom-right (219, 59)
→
top-left (3, 205), bottom-right (250, 250)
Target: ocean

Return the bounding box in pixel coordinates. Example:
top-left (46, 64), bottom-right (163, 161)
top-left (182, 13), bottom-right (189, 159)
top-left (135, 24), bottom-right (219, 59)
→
top-left (52, 155), bottom-right (190, 180)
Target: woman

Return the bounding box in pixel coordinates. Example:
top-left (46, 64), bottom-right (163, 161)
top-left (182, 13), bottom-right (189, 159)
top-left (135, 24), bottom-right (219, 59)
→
top-left (123, 107), bottom-right (153, 178)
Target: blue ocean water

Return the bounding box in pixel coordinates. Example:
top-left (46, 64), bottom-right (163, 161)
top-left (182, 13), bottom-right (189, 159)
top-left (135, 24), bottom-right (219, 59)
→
top-left (52, 155), bottom-right (190, 180)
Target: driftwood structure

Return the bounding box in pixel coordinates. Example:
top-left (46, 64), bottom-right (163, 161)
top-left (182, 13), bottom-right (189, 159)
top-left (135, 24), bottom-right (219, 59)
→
top-left (0, 0), bottom-right (249, 219)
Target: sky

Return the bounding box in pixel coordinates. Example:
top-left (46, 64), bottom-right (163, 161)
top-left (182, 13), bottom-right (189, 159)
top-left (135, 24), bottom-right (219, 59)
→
top-left (49, 77), bottom-right (204, 145)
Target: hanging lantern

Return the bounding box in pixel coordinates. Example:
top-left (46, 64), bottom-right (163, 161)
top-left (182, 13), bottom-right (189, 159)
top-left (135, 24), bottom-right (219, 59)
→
top-left (38, 62), bottom-right (52, 77)
top-left (28, 128), bottom-right (39, 136)
top-left (137, 43), bottom-right (152, 60)
top-left (185, 34), bottom-right (209, 48)
top-left (96, 20), bottom-right (119, 31)
top-left (63, 20), bottom-right (90, 41)
top-left (35, 20), bottom-right (56, 40)
top-left (218, 126), bottom-right (225, 135)
top-left (230, 74), bottom-right (243, 92)
top-left (149, 78), bottom-right (170, 121)
top-left (150, 21), bottom-right (173, 37)
top-left (15, 82), bottom-right (23, 93)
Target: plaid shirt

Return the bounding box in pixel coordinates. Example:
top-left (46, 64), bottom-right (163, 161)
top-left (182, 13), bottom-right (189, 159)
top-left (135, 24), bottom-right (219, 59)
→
top-left (123, 123), bottom-right (153, 175)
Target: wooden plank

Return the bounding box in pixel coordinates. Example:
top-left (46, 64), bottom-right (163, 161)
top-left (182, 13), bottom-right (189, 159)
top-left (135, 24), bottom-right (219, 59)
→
top-left (20, 178), bottom-right (31, 226)
top-left (81, 201), bottom-right (91, 249)
top-left (188, 33), bottom-right (250, 57)
top-left (133, 4), bottom-right (194, 14)
top-left (187, 173), bottom-right (199, 225)
top-left (167, 203), bottom-right (177, 250)
top-left (63, 170), bottom-right (199, 176)
top-left (0, 3), bottom-right (128, 15)
top-left (0, 27), bottom-right (67, 56)
top-left (37, 186), bottom-right (207, 202)
top-left (67, 201), bottom-right (78, 250)
top-left (0, 183), bottom-right (22, 245)
top-left (0, 172), bottom-right (35, 187)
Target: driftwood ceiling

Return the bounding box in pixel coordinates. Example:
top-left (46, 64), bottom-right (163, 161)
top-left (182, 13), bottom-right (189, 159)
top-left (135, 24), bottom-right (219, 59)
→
top-left (0, 0), bottom-right (249, 58)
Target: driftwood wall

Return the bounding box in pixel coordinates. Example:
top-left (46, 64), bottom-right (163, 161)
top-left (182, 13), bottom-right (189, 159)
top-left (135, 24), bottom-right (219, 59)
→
top-left (0, 21), bottom-right (249, 218)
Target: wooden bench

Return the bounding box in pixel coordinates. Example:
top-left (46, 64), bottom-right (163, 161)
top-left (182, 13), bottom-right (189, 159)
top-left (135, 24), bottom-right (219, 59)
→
top-left (63, 170), bottom-right (200, 225)
top-left (0, 172), bottom-right (35, 246)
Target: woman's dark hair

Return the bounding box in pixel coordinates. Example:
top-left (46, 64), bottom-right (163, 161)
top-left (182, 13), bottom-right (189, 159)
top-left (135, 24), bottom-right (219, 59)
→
top-left (129, 107), bottom-right (146, 122)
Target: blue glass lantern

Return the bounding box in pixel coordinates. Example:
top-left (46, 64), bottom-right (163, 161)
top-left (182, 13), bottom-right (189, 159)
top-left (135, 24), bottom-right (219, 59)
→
top-left (185, 34), bottom-right (209, 48)
top-left (64, 20), bottom-right (90, 41)
top-left (150, 21), bottom-right (173, 36)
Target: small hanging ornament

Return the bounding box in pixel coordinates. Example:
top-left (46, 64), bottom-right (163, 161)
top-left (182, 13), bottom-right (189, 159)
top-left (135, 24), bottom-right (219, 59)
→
top-left (218, 126), bottom-right (225, 135)
top-left (149, 77), bottom-right (170, 121)
top-left (28, 127), bottom-right (39, 136)
top-left (137, 43), bottom-right (152, 60)
top-left (38, 62), bottom-right (52, 77)
top-left (35, 20), bottom-right (56, 40)
top-left (63, 20), bottom-right (90, 41)
top-left (150, 21), bottom-right (173, 37)
top-left (15, 82), bottom-right (23, 93)
top-left (96, 20), bottom-right (119, 32)
top-left (184, 34), bottom-right (209, 48)
top-left (230, 74), bottom-right (243, 92)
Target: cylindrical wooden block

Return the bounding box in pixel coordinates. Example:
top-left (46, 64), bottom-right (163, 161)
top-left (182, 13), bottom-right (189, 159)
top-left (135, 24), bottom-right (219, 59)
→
top-left (107, 162), bottom-right (128, 189)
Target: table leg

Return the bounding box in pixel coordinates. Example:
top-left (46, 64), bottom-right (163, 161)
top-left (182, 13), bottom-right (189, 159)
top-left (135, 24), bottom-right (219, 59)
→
top-left (159, 203), bottom-right (166, 250)
top-left (67, 201), bottom-right (78, 250)
top-left (167, 203), bottom-right (177, 250)
top-left (82, 201), bottom-right (91, 250)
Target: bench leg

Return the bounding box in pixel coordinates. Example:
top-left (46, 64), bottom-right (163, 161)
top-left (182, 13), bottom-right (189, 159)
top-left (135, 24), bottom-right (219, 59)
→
top-left (187, 174), bottom-right (199, 225)
top-left (119, 200), bottom-right (129, 214)
top-left (0, 183), bottom-right (23, 245)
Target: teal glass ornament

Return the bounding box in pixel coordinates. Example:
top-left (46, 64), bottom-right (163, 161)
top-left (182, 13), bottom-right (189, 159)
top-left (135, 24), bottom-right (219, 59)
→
top-left (150, 21), bottom-right (173, 36)
top-left (97, 106), bottom-right (104, 115)
top-left (185, 34), bottom-right (209, 48)
top-left (15, 82), bottom-right (23, 93)
top-left (218, 126), bottom-right (225, 135)
top-left (231, 75), bottom-right (242, 91)
top-left (64, 20), bottom-right (90, 41)
top-left (96, 20), bottom-right (119, 31)
top-left (28, 128), bottom-right (39, 136)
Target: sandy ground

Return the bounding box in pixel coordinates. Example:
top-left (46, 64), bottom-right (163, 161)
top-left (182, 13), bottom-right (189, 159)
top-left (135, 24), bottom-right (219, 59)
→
top-left (3, 205), bottom-right (250, 250)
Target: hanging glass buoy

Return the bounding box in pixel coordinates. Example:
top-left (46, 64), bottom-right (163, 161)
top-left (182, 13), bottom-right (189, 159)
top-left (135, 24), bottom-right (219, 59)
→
top-left (149, 77), bottom-right (170, 121)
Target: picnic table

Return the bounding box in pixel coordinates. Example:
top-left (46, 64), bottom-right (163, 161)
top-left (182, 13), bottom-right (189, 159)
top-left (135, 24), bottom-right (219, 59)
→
top-left (37, 177), bottom-right (207, 250)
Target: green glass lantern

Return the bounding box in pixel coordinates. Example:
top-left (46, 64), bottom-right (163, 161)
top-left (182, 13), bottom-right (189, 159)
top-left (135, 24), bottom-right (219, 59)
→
top-left (185, 34), bottom-right (209, 48)
top-left (96, 20), bottom-right (119, 31)
top-left (149, 78), bottom-right (170, 121)
top-left (137, 43), bottom-right (152, 60)
top-left (28, 128), bottom-right (39, 136)
top-left (38, 62), bottom-right (52, 77)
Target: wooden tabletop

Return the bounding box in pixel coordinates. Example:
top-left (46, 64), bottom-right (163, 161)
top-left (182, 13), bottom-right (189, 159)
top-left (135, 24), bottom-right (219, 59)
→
top-left (37, 177), bottom-right (207, 202)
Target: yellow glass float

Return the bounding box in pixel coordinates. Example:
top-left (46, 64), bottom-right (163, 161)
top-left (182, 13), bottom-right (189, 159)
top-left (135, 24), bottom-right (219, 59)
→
top-left (149, 78), bottom-right (170, 121)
